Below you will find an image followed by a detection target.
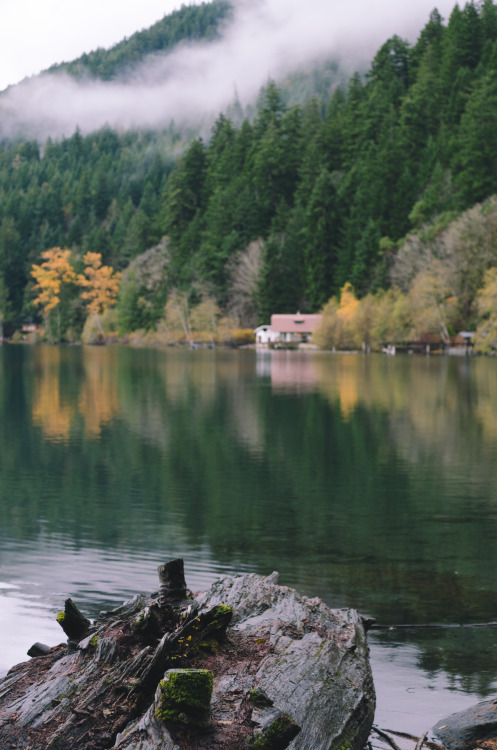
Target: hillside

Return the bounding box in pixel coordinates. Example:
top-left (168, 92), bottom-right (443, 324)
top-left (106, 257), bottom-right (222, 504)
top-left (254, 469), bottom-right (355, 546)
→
top-left (47, 1), bottom-right (232, 81)
top-left (0, 0), bottom-right (497, 347)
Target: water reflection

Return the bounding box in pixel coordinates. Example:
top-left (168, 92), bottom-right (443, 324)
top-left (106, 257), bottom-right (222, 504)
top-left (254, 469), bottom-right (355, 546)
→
top-left (1, 345), bottom-right (497, 730)
top-left (371, 636), bottom-right (485, 735)
top-left (31, 346), bottom-right (121, 440)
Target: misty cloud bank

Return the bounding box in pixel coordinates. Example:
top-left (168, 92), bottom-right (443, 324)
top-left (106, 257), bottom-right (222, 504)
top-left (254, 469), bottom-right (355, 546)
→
top-left (0, 0), bottom-right (457, 141)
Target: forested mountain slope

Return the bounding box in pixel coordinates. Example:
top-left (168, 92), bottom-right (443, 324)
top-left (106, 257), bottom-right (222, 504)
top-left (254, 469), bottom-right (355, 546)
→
top-left (158, 0), bottom-right (497, 324)
top-left (47, 1), bottom-right (231, 81)
top-left (0, 0), bottom-right (496, 341)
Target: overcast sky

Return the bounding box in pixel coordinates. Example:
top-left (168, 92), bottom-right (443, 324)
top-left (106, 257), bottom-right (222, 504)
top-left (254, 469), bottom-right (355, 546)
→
top-left (0, 0), bottom-right (187, 91)
top-left (0, 0), bottom-right (459, 140)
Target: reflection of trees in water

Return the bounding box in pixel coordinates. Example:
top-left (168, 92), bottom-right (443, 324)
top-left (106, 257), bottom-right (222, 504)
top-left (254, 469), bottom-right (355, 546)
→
top-left (31, 346), bottom-right (121, 440)
top-left (115, 349), bottom-right (264, 453)
top-left (374, 627), bottom-right (497, 697)
top-left (78, 348), bottom-right (121, 437)
top-left (312, 354), bottom-right (497, 483)
top-left (1, 347), bottom-right (497, 690)
top-left (32, 365), bottom-right (73, 440)
top-left (263, 354), bottom-right (497, 694)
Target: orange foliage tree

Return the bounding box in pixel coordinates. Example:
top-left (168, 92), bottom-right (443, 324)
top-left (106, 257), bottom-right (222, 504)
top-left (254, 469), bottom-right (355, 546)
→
top-left (314, 283), bottom-right (360, 350)
top-left (31, 247), bottom-right (77, 341)
top-left (77, 252), bottom-right (121, 330)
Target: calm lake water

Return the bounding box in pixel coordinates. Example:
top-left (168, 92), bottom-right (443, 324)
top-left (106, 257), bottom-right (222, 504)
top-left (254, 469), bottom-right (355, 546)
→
top-left (1, 344), bottom-right (497, 733)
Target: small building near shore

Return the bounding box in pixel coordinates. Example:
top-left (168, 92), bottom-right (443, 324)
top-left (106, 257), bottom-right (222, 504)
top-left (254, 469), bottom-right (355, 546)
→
top-left (270, 313), bottom-right (322, 344)
top-left (254, 325), bottom-right (280, 346)
top-left (381, 331), bottom-right (476, 355)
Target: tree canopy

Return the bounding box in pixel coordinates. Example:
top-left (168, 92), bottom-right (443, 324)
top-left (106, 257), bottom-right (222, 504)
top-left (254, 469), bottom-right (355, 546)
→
top-left (1, 0), bottom-right (497, 339)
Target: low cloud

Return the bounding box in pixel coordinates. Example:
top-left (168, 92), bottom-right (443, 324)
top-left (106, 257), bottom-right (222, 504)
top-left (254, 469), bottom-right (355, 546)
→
top-left (0, 0), bottom-right (456, 140)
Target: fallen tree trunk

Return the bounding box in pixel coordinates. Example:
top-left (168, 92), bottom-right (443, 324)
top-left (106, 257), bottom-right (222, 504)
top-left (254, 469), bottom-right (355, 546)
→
top-left (0, 560), bottom-right (375, 750)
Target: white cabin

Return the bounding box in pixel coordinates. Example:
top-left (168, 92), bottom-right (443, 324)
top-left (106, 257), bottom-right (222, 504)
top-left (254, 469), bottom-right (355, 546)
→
top-left (254, 325), bottom-right (280, 346)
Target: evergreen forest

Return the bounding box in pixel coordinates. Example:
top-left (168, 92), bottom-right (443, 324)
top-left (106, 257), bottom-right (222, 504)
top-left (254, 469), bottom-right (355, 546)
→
top-left (2, 0), bottom-right (497, 348)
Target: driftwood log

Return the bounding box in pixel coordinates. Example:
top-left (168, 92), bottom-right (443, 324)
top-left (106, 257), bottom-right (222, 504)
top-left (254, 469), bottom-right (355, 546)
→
top-left (0, 559), bottom-right (375, 749)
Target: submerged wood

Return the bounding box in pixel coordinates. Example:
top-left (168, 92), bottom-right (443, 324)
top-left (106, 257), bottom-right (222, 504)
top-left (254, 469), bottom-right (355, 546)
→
top-left (371, 726), bottom-right (404, 750)
top-left (0, 563), bottom-right (375, 750)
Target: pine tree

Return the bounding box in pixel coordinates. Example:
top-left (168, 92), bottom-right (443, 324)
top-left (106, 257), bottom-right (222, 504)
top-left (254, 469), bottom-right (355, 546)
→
top-left (302, 169), bottom-right (342, 309)
top-left (350, 219), bottom-right (381, 296)
top-left (454, 71), bottom-right (497, 203)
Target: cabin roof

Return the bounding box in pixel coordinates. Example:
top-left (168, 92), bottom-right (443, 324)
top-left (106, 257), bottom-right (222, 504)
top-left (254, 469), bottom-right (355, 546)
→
top-left (270, 313), bottom-right (322, 334)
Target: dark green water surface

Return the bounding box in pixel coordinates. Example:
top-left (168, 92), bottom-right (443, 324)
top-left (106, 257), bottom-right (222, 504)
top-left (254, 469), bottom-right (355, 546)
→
top-left (1, 344), bottom-right (497, 732)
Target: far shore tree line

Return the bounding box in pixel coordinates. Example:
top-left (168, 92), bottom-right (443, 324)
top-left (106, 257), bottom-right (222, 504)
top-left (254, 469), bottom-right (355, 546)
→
top-left (17, 191), bottom-right (497, 353)
top-left (18, 245), bottom-right (255, 347)
top-left (15, 246), bottom-right (497, 354)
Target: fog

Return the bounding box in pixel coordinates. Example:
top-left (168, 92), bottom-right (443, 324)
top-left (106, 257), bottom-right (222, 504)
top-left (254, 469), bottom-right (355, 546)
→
top-left (0, 0), bottom-right (457, 141)
top-left (0, 0), bottom-right (186, 93)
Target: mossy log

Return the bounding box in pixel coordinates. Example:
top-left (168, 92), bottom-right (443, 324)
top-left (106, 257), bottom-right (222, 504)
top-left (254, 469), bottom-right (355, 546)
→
top-left (0, 563), bottom-right (375, 750)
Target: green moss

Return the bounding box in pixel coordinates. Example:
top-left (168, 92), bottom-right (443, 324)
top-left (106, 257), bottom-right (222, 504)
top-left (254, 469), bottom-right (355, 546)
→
top-left (315, 641), bottom-right (326, 658)
top-left (133, 609), bottom-right (148, 631)
top-left (334, 730), bottom-right (356, 750)
top-left (187, 604), bottom-right (232, 649)
top-left (55, 680), bottom-right (79, 702)
top-left (56, 611), bottom-right (65, 624)
top-left (89, 635), bottom-right (99, 648)
top-left (212, 604), bottom-right (232, 616)
top-left (209, 604), bottom-right (232, 630)
top-left (197, 638), bottom-right (219, 655)
top-left (155, 669), bottom-right (213, 728)
top-left (248, 689), bottom-right (273, 708)
top-left (248, 713), bottom-right (301, 749)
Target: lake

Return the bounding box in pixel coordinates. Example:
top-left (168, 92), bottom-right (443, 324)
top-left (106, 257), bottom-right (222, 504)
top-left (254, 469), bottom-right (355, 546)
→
top-left (1, 344), bottom-right (496, 735)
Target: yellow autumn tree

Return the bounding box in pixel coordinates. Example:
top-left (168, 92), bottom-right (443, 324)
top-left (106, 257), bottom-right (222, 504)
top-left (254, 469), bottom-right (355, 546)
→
top-left (78, 252), bottom-right (121, 336)
top-left (371, 288), bottom-right (412, 346)
top-left (409, 260), bottom-right (458, 343)
top-left (337, 283), bottom-right (359, 332)
top-left (31, 247), bottom-right (77, 342)
top-left (475, 267), bottom-right (497, 353)
top-left (314, 283), bottom-right (360, 350)
top-left (190, 297), bottom-right (220, 342)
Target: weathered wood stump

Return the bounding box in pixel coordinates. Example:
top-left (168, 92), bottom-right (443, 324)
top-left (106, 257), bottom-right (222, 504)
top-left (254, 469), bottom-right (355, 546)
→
top-left (158, 558), bottom-right (188, 602)
top-left (0, 562), bottom-right (375, 750)
top-left (56, 597), bottom-right (92, 641)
